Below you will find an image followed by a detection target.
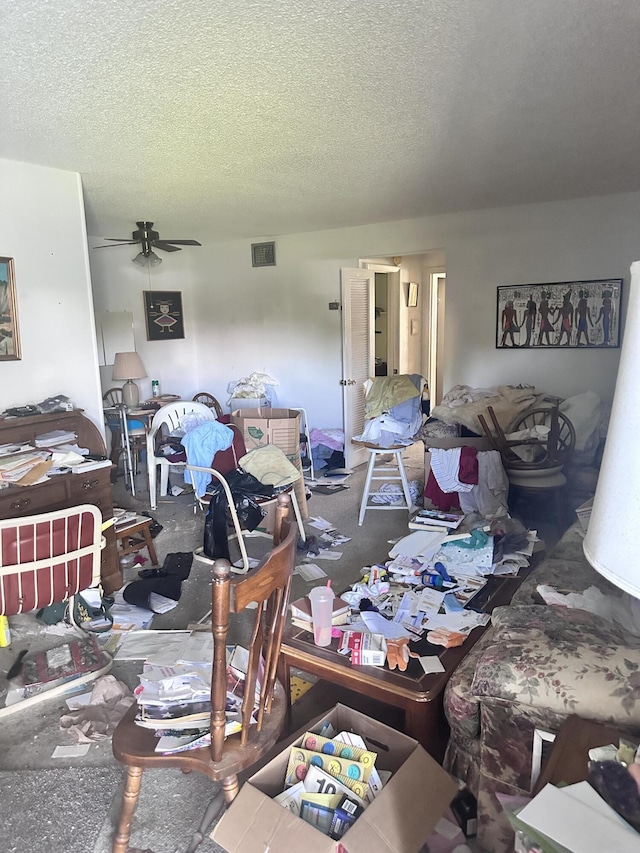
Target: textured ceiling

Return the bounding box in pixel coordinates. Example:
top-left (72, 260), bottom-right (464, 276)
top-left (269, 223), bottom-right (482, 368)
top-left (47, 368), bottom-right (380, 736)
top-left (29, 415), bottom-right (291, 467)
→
top-left (2, 0), bottom-right (640, 244)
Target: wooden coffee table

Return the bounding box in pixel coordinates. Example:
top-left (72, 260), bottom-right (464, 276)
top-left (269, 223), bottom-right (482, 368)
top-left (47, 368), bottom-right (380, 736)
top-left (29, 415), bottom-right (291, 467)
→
top-left (533, 715), bottom-right (640, 795)
top-left (279, 567), bottom-right (537, 760)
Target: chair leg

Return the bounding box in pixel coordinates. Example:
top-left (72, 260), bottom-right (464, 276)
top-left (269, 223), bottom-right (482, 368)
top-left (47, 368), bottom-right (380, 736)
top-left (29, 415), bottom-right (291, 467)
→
top-left (359, 451), bottom-right (377, 525)
top-left (184, 789), bottom-right (226, 853)
top-left (160, 462), bottom-right (170, 498)
top-left (289, 489), bottom-right (306, 543)
top-left (148, 462), bottom-right (158, 511)
top-left (222, 773), bottom-right (240, 803)
top-left (112, 765), bottom-right (144, 853)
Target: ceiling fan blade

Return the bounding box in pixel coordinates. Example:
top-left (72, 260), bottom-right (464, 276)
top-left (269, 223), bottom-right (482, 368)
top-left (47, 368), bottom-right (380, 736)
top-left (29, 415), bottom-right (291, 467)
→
top-left (95, 242), bottom-right (138, 248)
top-left (102, 237), bottom-right (138, 242)
top-left (158, 239), bottom-right (202, 246)
top-left (153, 241), bottom-right (182, 252)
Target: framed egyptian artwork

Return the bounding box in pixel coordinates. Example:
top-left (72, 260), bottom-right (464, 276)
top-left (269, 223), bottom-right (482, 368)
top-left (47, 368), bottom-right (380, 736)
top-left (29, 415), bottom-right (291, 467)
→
top-left (496, 278), bottom-right (622, 349)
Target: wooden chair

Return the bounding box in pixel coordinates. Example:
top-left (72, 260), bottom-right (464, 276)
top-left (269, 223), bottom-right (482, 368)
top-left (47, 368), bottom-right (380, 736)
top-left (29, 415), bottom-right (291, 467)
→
top-left (477, 404), bottom-right (575, 471)
top-left (478, 404), bottom-right (576, 524)
top-left (192, 391), bottom-right (223, 419)
top-left (111, 494), bottom-right (297, 853)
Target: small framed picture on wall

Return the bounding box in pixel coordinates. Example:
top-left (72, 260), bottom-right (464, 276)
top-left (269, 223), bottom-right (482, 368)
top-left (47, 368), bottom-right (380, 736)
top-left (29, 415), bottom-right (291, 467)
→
top-left (143, 291), bottom-right (185, 341)
top-left (0, 257), bottom-right (21, 361)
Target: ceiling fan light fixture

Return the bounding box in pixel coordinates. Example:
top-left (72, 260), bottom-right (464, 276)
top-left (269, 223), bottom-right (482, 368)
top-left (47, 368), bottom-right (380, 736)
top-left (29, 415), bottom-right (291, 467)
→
top-left (132, 250), bottom-right (162, 267)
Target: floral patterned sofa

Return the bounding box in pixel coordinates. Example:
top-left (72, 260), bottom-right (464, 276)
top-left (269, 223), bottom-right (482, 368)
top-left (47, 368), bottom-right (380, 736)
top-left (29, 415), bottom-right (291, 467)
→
top-left (443, 523), bottom-right (640, 852)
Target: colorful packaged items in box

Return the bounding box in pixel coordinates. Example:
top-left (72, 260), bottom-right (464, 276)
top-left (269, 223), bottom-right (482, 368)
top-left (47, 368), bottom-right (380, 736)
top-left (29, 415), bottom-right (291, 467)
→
top-left (273, 726), bottom-right (388, 840)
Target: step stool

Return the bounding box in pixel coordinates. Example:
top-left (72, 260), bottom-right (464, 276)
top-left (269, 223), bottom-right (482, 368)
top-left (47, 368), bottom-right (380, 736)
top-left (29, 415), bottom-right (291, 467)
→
top-left (358, 444), bottom-right (413, 525)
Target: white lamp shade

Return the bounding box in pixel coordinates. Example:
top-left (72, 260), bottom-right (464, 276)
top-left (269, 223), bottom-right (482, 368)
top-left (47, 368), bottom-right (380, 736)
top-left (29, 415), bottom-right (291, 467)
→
top-left (583, 260), bottom-right (640, 597)
top-left (112, 351), bottom-right (147, 381)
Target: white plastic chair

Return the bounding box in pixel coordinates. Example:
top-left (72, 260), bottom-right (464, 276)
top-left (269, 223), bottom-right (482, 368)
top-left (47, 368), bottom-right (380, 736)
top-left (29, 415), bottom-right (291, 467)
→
top-left (147, 401), bottom-right (217, 510)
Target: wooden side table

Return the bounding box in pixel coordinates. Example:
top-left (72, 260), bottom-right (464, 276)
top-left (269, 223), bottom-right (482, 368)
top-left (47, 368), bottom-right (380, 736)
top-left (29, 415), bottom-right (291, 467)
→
top-left (115, 516), bottom-right (159, 566)
top-left (533, 715), bottom-right (638, 795)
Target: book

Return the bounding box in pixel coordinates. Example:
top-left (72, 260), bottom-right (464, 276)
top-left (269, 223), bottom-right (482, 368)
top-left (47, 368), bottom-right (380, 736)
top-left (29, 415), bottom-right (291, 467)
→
top-left (290, 595), bottom-right (351, 625)
top-left (71, 458), bottom-right (112, 473)
top-left (310, 483), bottom-right (350, 495)
top-left (410, 509), bottom-right (465, 529)
top-left (21, 636), bottom-right (104, 694)
top-left (291, 615), bottom-right (347, 631)
top-left (34, 429), bottom-right (77, 447)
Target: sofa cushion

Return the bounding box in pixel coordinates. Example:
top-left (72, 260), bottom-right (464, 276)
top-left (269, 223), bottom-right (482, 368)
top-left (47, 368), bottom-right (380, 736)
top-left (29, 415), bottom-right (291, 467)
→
top-left (511, 523), bottom-right (618, 605)
top-left (470, 605), bottom-right (640, 723)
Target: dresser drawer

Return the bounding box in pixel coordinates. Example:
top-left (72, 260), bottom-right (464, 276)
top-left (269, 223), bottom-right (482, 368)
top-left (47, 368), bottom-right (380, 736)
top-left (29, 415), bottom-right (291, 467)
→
top-left (0, 479), bottom-right (68, 518)
top-left (66, 469), bottom-right (113, 518)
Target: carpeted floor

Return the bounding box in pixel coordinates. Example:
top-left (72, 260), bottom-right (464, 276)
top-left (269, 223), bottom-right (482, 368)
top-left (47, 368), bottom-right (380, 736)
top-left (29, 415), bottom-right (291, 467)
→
top-left (0, 443), bottom-right (428, 853)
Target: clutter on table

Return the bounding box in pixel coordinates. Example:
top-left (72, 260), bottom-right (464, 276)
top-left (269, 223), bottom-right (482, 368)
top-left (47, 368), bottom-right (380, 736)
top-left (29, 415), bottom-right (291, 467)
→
top-left (291, 511), bottom-right (537, 670)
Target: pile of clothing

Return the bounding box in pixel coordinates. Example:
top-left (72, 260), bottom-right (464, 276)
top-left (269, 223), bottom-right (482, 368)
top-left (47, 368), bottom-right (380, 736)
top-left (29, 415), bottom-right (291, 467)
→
top-left (353, 374), bottom-right (425, 448)
top-left (425, 446), bottom-right (509, 518)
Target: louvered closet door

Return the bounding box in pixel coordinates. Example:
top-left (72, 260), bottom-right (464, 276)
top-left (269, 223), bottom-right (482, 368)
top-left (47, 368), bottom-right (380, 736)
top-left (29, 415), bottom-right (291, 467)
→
top-left (341, 268), bottom-right (374, 469)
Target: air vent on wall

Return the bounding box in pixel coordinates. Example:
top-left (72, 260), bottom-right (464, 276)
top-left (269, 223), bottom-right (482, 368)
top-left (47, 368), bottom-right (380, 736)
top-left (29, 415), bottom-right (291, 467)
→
top-left (251, 241), bottom-right (276, 267)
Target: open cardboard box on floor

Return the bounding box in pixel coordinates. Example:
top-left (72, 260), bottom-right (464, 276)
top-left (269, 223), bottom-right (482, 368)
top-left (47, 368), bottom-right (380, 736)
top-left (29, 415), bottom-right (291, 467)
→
top-left (211, 703), bottom-right (458, 853)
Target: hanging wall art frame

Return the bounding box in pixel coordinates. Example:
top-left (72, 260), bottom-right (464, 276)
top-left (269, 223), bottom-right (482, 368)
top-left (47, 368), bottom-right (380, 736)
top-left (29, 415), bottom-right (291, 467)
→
top-left (407, 282), bottom-right (419, 308)
top-left (143, 291), bottom-right (185, 341)
top-left (0, 257), bottom-right (21, 361)
top-left (496, 278), bottom-right (622, 349)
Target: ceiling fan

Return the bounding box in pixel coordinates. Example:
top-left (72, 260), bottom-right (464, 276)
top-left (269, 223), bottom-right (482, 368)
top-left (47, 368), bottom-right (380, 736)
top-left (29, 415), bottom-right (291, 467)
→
top-left (95, 221), bottom-right (201, 266)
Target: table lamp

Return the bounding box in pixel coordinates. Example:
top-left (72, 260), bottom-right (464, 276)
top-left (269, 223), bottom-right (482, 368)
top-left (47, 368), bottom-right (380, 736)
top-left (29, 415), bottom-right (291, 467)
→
top-left (112, 351), bottom-right (147, 408)
top-left (583, 260), bottom-right (640, 605)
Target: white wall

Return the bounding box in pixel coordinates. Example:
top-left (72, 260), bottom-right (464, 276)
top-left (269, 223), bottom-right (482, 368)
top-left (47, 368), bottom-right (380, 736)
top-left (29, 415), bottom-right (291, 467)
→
top-left (89, 191), bottom-right (640, 432)
top-left (0, 158), bottom-right (103, 433)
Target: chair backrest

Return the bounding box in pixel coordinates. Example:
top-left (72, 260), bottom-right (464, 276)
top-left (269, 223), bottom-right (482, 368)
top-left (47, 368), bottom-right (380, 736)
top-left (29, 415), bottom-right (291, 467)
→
top-left (210, 423), bottom-right (247, 476)
top-left (209, 494), bottom-right (296, 761)
top-left (478, 404), bottom-right (576, 471)
top-left (147, 401), bottom-right (216, 445)
top-left (0, 505), bottom-right (103, 615)
top-left (103, 387), bottom-right (123, 407)
top-left (192, 392), bottom-right (223, 419)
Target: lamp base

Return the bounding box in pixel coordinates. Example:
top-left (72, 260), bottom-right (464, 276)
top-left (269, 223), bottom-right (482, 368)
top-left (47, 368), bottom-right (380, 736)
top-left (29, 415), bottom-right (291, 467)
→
top-left (122, 380), bottom-right (140, 408)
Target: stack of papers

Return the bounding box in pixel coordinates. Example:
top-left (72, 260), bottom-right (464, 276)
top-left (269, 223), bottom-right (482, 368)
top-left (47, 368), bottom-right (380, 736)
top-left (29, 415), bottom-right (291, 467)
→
top-left (0, 442), bottom-right (35, 457)
top-left (34, 429), bottom-right (77, 447)
top-left (0, 451), bottom-right (50, 483)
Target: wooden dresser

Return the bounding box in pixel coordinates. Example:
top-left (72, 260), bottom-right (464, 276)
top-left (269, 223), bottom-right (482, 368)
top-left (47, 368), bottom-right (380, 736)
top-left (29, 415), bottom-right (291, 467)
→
top-left (0, 409), bottom-right (122, 594)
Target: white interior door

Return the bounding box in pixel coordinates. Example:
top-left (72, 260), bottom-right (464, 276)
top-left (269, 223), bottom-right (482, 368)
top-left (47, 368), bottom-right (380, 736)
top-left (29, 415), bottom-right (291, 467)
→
top-left (341, 267), bottom-right (374, 469)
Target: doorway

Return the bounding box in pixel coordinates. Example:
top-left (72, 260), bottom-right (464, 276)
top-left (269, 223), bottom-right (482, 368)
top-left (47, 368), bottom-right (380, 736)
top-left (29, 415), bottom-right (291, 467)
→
top-left (375, 273), bottom-right (389, 376)
top-left (341, 252), bottom-right (445, 465)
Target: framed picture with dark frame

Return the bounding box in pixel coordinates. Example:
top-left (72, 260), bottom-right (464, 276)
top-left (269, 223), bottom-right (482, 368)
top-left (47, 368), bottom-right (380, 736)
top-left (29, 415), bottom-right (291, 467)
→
top-left (143, 291), bottom-right (185, 341)
top-left (0, 257), bottom-right (21, 361)
top-left (496, 278), bottom-right (622, 349)
top-left (407, 282), bottom-right (419, 308)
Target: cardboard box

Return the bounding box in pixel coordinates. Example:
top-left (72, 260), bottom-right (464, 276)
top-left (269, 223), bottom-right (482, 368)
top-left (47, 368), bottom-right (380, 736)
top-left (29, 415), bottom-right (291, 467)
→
top-left (211, 703), bottom-right (458, 853)
top-left (339, 631), bottom-right (387, 665)
top-left (231, 407), bottom-right (301, 454)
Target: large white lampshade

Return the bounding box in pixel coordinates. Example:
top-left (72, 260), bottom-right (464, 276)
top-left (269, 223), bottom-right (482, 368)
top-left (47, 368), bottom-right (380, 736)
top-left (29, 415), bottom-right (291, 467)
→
top-left (112, 351), bottom-right (147, 408)
top-left (583, 260), bottom-right (640, 597)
